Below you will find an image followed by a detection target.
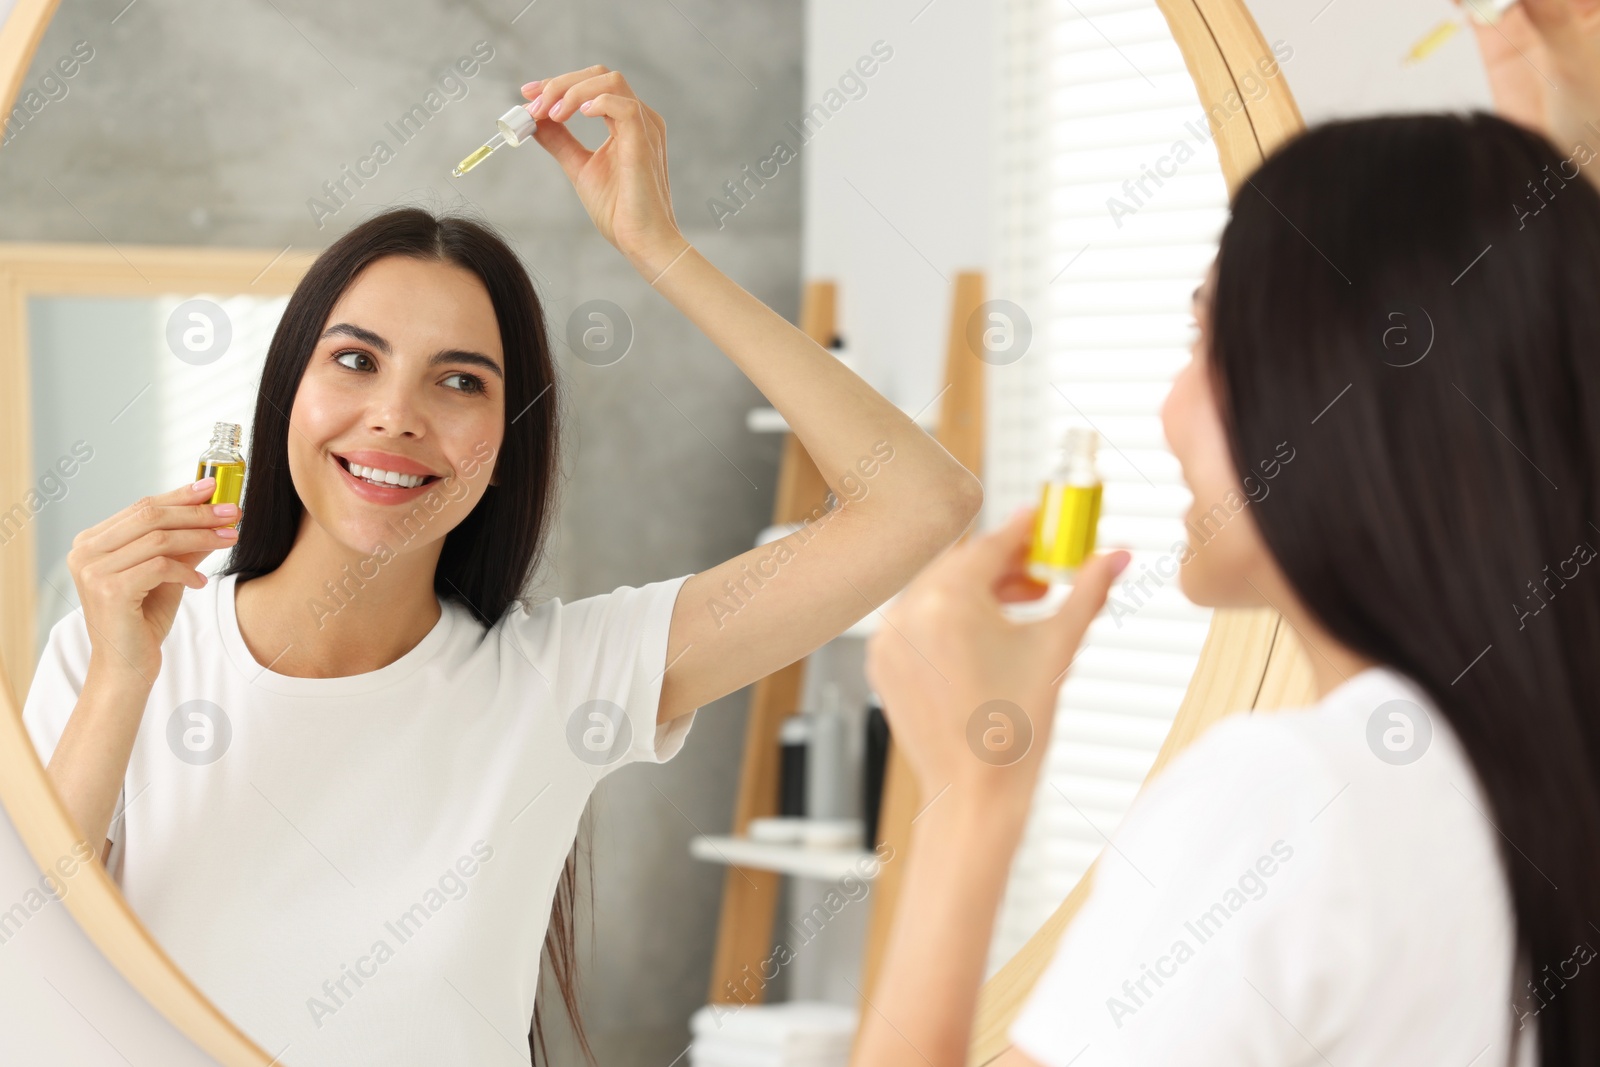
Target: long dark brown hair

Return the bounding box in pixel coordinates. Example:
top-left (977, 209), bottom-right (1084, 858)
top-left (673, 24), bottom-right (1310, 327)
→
top-left (221, 207), bottom-right (592, 1065)
top-left (1211, 112), bottom-right (1600, 1064)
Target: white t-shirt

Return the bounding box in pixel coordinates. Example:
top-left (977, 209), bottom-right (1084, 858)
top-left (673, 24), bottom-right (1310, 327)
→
top-left (1008, 665), bottom-right (1535, 1066)
top-left (23, 569), bottom-right (697, 1066)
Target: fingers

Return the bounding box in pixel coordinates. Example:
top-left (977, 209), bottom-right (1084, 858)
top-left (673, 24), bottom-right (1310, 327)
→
top-left (76, 477), bottom-right (219, 544)
top-left (523, 65), bottom-right (611, 118)
top-left (521, 66), bottom-right (666, 179)
top-left (81, 487), bottom-right (237, 561)
top-left (1044, 549), bottom-right (1131, 651)
top-left (946, 505), bottom-right (1037, 586)
top-left (90, 525), bottom-right (233, 583)
top-left (524, 67), bottom-right (664, 133)
top-left (995, 572), bottom-right (1051, 603)
top-left (124, 555), bottom-right (211, 594)
top-left (1523, 0), bottom-right (1600, 43)
top-left (525, 66), bottom-right (629, 121)
top-left (530, 119), bottom-right (592, 184)
top-left (577, 92), bottom-right (664, 163)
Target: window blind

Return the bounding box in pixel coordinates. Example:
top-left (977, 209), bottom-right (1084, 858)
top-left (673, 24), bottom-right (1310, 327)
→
top-left (984, 0), bottom-right (1231, 976)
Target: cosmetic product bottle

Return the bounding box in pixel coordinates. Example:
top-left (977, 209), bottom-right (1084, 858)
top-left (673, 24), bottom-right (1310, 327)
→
top-left (196, 422), bottom-right (245, 526)
top-left (778, 712), bottom-right (810, 818)
top-left (1027, 427), bottom-right (1103, 583)
top-left (863, 697), bottom-right (889, 850)
top-left (452, 106), bottom-right (539, 177)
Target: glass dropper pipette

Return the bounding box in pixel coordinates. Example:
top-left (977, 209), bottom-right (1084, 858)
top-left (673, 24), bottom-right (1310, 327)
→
top-left (1404, 0), bottom-right (1520, 65)
top-left (452, 105), bottom-right (539, 177)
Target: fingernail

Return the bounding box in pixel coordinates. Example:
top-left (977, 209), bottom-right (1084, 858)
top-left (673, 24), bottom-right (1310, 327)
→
top-left (522, 80), bottom-right (542, 94)
top-left (579, 99), bottom-right (593, 113)
top-left (548, 99), bottom-right (564, 119)
top-left (192, 476), bottom-right (215, 491)
top-left (528, 93), bottom-right (544, 114)
top-left (213, 503), bottom-right (238, 518)
top-left (215, 526), bottom-right (238, 538)
top-left (1110, 550), bottom-right (1132, 577)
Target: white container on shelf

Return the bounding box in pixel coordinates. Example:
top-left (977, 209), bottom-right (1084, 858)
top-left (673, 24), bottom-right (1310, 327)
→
top-left (689, 1000), bottom-right (857, 1067)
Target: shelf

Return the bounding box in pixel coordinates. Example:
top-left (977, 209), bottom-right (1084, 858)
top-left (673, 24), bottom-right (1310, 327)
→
top-left (690, 835), bottom-right (878, 882)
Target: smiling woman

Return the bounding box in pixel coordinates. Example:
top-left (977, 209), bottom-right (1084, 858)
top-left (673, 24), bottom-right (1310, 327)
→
top-left (17, 57), bottom-right (980, 1067)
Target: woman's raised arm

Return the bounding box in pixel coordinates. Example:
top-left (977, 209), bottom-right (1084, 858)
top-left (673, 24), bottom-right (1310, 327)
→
top-left (524, 66), bottom-right (983, 721)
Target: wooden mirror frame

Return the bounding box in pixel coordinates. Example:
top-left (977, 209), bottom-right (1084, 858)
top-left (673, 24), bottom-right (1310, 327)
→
top-left (0, 0), bottom-right (1312, 1062)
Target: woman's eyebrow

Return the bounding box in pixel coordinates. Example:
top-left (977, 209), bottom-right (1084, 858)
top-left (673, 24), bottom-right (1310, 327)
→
top-left (321, 322), bottom-right (504, 381)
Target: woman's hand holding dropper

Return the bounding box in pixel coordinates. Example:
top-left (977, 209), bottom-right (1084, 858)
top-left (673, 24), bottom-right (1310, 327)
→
top-left (509, 64), bottom-right (982, 724)
top-left (520, 67), bottom-right (688, 278)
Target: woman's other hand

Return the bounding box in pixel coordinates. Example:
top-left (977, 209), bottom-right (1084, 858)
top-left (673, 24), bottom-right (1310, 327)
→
top-left (864, 505), bottom-right (1130, 824)
top-left (521, 67), bottom-right (687, 273)
top-left (68, 477), bottom-right (235, 684)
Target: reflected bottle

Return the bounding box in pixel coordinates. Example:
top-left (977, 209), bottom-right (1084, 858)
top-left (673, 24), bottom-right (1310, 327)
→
top-left (1027, 427), bottom-right (1102, 583)
top-left (196, 422), bottom-right (246, 527)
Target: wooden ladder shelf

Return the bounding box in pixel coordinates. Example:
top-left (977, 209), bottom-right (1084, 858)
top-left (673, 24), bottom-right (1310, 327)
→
top-left (704, 272), bottom-right (988, 1027)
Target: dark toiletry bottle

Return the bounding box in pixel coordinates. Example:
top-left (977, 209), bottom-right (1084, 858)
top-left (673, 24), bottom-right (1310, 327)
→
top-left (779, 712), bottom-right (810, 818)
top-left (863, 698), bottom-right (890, 849)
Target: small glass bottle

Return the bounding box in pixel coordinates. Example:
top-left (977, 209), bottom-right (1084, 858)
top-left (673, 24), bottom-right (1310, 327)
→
top-left (195, 422), bottom-right (246, 526)
top-left (1027, 427), bottom-right (1103, 583)
top-left (451, 106), bottom-right (539, 177)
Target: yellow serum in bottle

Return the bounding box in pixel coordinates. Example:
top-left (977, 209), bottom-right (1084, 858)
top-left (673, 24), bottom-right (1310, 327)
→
top-left (195, 421), bottom-right (246, 527)
top-left (1027, 427), bottom-right (1103, 583)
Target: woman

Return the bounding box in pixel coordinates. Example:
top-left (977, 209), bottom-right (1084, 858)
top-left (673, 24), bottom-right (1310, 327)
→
top-left (22, 69), bottom-right (980, 1064)
top-left (855, 1), bottom-right (1600, 1064)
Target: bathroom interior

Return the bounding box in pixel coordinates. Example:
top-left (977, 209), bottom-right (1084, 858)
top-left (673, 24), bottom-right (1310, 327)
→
top-left (0, 0), bottom-right (1541, 1063)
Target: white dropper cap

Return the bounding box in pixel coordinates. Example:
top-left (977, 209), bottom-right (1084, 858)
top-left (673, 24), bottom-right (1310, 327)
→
top-left (1057, 426), bottom-right (1099, 485)
top-left (496, 105), bottom-right (538, 145)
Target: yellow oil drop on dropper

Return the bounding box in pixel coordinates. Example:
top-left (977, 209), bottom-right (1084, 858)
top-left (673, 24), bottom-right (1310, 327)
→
top-left (196, 421), bottom-right (246, 527)
top-left (1028, 427), bottom-right (1103, 584)
top-left (451, 105), bottom-right (540, 177)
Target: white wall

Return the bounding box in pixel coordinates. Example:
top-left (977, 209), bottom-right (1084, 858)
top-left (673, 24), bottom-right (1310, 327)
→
top-left (1246, 0), bottom-right (1493, 122)
top-left (800, 0), bottom-right (996, 414)
top-left (797, 0), bottom-right (1499, 426)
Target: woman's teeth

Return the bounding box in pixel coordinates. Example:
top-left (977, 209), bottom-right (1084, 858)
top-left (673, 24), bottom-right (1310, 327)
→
top-left (347, 461), bottom-right (431, 489)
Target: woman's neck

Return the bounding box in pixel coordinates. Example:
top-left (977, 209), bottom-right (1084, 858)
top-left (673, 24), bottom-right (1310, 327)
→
top-left (1249, 563), bottom-right (1378, 700)
top-left (233, 517), bottom-right (446, 679)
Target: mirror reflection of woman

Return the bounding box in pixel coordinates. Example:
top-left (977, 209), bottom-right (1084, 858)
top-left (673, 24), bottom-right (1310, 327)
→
top-left (854, 1), bottom-right (1600, 1064)
top-left (22, 69), bottom-right (981, 1065)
